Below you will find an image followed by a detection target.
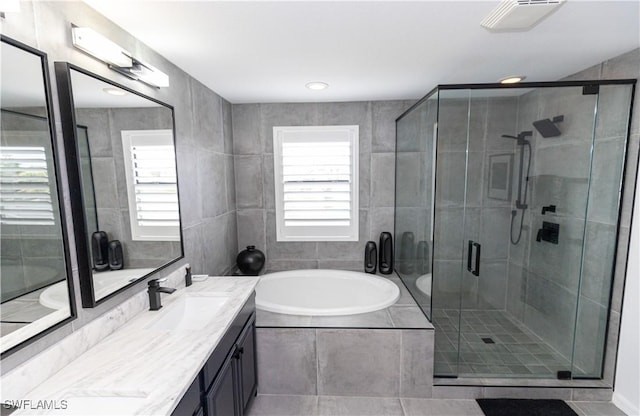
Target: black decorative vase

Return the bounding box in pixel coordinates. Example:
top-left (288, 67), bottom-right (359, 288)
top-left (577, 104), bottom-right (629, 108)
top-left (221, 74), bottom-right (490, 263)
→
top-left (364, 241), bottom-right (377, 274)
top-left (236, 245), bottom-right (265, 276)
top-left (91, 231), bottom-right (109, 272)
top-left (379, 232), bottom-right (393, 275)
top-left (108, 240), bottom-right (124, 270)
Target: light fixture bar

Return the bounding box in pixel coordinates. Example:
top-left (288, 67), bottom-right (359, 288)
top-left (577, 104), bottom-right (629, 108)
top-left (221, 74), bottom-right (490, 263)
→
top-left (71, 26), bottom-right (170, 89)
top-left (71, 27), bottom-right (133, 68)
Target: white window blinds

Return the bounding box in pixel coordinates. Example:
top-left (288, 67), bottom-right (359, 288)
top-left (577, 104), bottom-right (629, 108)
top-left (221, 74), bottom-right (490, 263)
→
top-left (0, 146), bottom-right (55, 225)
top-left (121, 130), bottom-right (180, 241)
top-left (273, 126), bottom-right (359, 242)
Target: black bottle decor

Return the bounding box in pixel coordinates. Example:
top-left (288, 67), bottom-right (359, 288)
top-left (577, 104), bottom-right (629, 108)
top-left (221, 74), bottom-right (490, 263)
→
top-left (379, 232), bottom-right (393, 275)
top-left (236, 245), bottom-right (265, 276)
top-left (108, 240), bottom-right (124, 270)
top-left (364, 241), bottom-right (377, 274)
top-left (91, 231), bottom-right (109, 272)
top-left (399, 231), bottom-right (415, 274)
top-left (416, 240), bottom-right (430, 275)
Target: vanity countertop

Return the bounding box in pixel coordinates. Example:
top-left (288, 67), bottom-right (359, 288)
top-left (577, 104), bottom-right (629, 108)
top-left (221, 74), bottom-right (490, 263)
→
top-left (13, 276), bottom-right (259, 416)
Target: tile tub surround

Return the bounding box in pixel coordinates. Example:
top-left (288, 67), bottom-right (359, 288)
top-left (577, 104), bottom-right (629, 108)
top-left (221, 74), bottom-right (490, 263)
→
top-left (2, 274), bottom-right (259, 415)
top-left (256, 328), bottom-right (434, 398)
top-left (255, 274), bottom-right (434, 398)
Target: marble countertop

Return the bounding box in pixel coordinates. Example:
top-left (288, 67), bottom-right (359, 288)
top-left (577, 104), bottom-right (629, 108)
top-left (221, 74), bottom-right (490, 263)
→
top-left (13, 276), bottom-right (259, 416)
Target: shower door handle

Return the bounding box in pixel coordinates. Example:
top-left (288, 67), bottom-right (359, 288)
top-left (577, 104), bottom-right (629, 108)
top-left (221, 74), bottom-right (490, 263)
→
top-left (473, 242), bottom-right (481, 277)
top-left (467, 240), bottom-right (481, 276)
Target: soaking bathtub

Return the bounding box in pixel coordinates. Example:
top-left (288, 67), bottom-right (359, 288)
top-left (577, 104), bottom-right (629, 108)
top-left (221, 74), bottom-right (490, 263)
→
top-left (255, 269), bottom-right (400, 316)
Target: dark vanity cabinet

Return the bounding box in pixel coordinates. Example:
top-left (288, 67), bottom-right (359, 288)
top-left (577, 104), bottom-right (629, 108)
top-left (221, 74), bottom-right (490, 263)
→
top-left (172, 294), bottom-right (257, 416)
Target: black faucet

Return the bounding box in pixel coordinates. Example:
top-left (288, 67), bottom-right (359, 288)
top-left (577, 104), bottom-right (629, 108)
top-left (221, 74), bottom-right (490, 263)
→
top-left (148, 278), bottom-right (176, 311)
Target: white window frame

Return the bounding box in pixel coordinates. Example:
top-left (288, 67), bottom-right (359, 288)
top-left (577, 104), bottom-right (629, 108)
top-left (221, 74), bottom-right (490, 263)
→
top-left (273, 125), bottom-right (359, 242)
top-left (121, 129), bottom-right (180, 241)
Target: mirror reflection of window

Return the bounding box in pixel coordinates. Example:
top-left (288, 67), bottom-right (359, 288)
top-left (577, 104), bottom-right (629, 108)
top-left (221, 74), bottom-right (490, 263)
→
top-left (0, 144), bottom-right (54, 226)
top-left (121, 129), bottom-right (179, 241)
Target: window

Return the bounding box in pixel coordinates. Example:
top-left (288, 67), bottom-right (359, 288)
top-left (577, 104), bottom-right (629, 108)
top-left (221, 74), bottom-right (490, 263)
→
top-left (273, 125), bottom-right (359, 242)
top-left (0, 146), bottom-right (55, 225)
top-left (121, 129), bottom-right (180, 241)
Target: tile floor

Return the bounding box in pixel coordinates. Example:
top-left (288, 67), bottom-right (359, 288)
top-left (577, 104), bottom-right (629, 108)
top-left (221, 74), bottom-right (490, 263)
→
top-left (433, 308), bottom-right (573, 378)
top-left (246, 394), bottom-right (627, 416)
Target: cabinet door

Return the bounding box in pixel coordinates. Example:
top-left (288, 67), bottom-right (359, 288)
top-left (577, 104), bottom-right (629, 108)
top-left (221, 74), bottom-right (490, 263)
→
top-left (205, 352), bottom-right (240, 416)
top-left (237, 317), bottom-right (257, 412)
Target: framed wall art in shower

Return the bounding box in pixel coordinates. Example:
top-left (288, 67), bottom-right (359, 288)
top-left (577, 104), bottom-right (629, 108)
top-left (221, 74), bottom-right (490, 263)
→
top-left (488, 153), bottom-right (513, 201)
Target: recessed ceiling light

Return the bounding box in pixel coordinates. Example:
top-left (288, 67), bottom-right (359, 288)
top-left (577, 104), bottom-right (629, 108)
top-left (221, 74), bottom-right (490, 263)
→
top-left (499, 76), bottom-right (526, 84)
top-left (306, 81), bottom-right (329, 91)
top-left (103, 87), bottom-right (128, 96)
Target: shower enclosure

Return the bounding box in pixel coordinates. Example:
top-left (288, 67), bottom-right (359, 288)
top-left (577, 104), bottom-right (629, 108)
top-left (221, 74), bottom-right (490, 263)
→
top-left (395, 81), bottom-right (636, 380)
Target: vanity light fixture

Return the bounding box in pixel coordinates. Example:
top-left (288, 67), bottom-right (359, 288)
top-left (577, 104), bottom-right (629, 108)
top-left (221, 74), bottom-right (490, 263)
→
top-left (306, 81), bottom-right (329, 91)
top-left (71, 26), bottom-right (133, 68)
top-left (71, 26), bottom-right (169, 88)
top-left (499, 75), bottom-right (526, 84)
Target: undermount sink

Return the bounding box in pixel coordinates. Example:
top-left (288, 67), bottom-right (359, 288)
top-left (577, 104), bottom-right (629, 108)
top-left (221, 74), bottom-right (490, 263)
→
top-left (146, 294), bottom-right (230, 331)
top-left (63, 390), bottom-right (148, 415)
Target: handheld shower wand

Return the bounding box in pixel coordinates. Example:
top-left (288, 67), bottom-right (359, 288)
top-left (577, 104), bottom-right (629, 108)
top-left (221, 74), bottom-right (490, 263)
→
top-left (501, 131), bottom-right (532, 244)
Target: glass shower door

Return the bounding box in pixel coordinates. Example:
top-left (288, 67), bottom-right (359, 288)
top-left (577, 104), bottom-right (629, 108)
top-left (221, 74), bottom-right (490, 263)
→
top-left (456, 86), bottom-right (600, 378)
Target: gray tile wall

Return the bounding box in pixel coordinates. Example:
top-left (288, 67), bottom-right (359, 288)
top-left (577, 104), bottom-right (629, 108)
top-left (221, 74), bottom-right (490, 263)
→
top-left (256, 327), bottom-right (434, 398)
top-left (232, 101), bottom-right (413, 271)
top-left (1, 2), bottom-right (238, 371)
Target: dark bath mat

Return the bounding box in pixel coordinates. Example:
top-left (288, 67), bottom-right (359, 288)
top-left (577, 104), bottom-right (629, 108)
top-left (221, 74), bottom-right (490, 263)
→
top-left (477, 399), bottom-right (578, 416)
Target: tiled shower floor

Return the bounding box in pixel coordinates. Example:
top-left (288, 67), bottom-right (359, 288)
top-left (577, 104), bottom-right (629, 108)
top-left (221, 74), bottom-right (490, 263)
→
top-left (433, 308), bottom-right (572, 378)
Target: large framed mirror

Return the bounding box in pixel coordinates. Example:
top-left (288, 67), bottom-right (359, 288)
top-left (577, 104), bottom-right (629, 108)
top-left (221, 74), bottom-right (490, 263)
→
top-left (54, 63), bottom-right (184, 308)
top-left (0, 36), bottom-right (76, 356)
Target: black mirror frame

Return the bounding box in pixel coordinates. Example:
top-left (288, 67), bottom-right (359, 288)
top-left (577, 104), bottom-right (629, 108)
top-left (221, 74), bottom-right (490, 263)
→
top-left (0, 36), bottom-right (77, 358)
top-left (54, 62), bottom-right (185, 308)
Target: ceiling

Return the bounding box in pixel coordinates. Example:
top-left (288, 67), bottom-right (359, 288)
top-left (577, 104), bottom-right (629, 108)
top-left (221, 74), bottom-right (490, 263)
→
top-left (84, 1), bottom-right (640, 104)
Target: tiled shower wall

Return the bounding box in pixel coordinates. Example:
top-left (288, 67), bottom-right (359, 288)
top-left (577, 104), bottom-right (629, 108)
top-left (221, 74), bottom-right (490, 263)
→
top-left (506, 80), bottom-right (636, 377)
top-left (232, 101), bottom-right (412, 272)
top-left (1, 1), bottom-right (238, 372)
top-left (507, 48), bottom-right (640, 381)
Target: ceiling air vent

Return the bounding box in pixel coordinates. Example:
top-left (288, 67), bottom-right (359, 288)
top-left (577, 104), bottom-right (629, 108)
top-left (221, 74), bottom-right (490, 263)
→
top-left (481, 0), bottom-right (566, 31)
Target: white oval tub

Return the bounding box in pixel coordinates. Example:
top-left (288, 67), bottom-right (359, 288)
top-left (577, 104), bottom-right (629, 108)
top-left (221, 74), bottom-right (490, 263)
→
top-left (255, 269), bottom-right (400, 316)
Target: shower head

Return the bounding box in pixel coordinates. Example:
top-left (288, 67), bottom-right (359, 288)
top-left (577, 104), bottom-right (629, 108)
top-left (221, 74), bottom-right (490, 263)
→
top-left (533, 115), bottom-right (564, 138)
